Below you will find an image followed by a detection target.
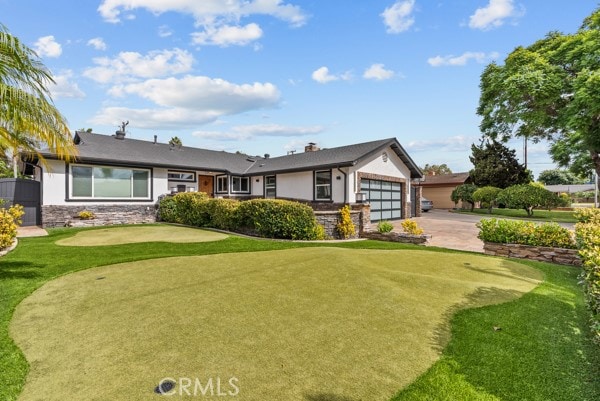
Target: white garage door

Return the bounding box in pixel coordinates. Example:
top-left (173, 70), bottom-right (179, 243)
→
top-left (360, 179), bottom-right (403, 221)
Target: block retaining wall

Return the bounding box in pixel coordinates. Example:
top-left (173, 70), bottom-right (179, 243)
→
top-left (41, 205), bottom-right (156, 228)
top-left (483, 242), bottom-right (582, 266)
top-left (361, 231), bottom-right (430, 245)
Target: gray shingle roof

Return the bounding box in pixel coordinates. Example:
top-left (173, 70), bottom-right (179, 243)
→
top-left (40, 132), bottom-right (422, 178)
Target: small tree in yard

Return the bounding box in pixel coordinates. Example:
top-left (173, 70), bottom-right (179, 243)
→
top-left (451, 184), bottom-right (478, 211)
top-left (496, 184), bottom-right (561, 217)
top-left (472, 186), bottom-right (501, 213)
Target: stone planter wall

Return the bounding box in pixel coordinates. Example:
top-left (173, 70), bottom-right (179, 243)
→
top-left (361, 231), bottom-right (430, 245)
top-left (314, 210), bottom-right (361, 239)
top-left (41, 205), bottom-right (156, 228)
top-left (483, 242), bottom-right (582, 266)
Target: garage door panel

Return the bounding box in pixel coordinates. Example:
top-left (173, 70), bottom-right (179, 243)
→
top-left (362, 179), bottom-right (403, 222)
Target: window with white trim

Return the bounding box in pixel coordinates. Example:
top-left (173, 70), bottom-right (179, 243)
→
top-left (315, 170), bottom-right (332, 200)
top-left (265, 175), bottom-right (276, 198)
top-left (167, 171), bottom-right (195, 181)
top-left (231, 176), bottom-right (250, 193)
top-left (70, 165), bottom-right (150, 199)
top-left (216, 175), bottom-right (228, 193)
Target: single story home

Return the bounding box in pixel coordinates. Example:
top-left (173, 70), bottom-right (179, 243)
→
top-left (27, 130), bottom-right (423, 227)
top-left (418, 172), bottom-right (471, 209)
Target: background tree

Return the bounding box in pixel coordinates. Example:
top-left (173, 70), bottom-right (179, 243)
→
top-left (472, 186), bottom-right (502, 214)
top-left (537, 169), bottom-right (587, 185)
top-left (421, 163), bottom-right (452, 176)
top-left (477, 7), bottom-right (600, 178)
top-left (169, 136), bottom-right (182, 148)
top-left (0, 25), bottom-right (76, 172)
top-left (469, 139), bottom-right (531, 188)
top-left (451, 183), bottom-right (478, 211)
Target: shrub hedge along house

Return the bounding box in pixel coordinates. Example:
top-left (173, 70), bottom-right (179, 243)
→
top-left (31, 130), bottom-right (423, 227)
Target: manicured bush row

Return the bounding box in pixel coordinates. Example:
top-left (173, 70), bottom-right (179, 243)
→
top-left (477, 218), bottom-right (576, 249)
top-left (158, 194), bottom-right (325, 240)
top-left (574, 208), bottom-right (600, 344)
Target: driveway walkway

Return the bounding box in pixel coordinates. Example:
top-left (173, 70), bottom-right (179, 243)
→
top-left (408, 210), bottom-right (485, 253)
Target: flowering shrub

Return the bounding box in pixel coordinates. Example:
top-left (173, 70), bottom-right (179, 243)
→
top-left (574, 208), bottom-right (600, 343)
top-left (336, 205), bottom-right (356, 239)
top-left (401, 219), bottom-right (424, 235)
top-left (477, 218), bottom-right (576, 249)
top-left (0, 204), bottom-right (24, 249)
top-left (77, 210), bottom-right (95, 220)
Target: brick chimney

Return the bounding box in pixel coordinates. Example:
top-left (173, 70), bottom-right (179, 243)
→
top-left (305, 142), bottom-right (319, 152)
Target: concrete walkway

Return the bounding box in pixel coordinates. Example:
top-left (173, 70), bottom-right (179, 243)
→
top-left (410, 209), bottom-right (485, 253)
top-left (17, 226), bottom-right (48, 237)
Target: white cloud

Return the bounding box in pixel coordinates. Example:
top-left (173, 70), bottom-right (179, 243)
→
top-left (311, 66), bottom-right (352, 84)
top-left (158, 25), bottom-right (173, 38)
top-left (33, 35), bottom-right (62, 58)
top-left (49, 70), bottom-right (86, 99)
top-left (363, 64), bottom-right (395, 80)
top-left (191, 23), bottom-right (263, 47)
top-left (468, 0), bottom-right (523, 30)
top-left (91, 76), bottom-right (281, 130)
top-left (83, 48), bottom-right (194, 83)
top-left (192, 124), bottom-right (324, 141)
top-left (427, 51), bottom-right (499, 67)
top-left (87, 37), bottom-right (107, 51)
top-left (404, 135), bottom-right (477, 152)
top-left (381, 0), bottom-right (416, 34)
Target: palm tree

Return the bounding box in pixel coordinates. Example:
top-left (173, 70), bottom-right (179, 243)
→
top-left (0, 24), bottom-right (76, 176)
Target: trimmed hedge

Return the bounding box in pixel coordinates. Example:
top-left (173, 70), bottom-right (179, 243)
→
top-left (574, 208), bottom-right (600, 344)
top-left (477, 218), bottom-right (576, 249)
top-left (158, 194), bottom-right (324, 240)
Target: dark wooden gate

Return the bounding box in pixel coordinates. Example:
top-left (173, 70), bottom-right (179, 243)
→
top-left (0, 178), bottom-right (41, 226)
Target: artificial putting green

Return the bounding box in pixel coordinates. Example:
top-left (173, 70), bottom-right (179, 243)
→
top-left (55, 224), bottom-right (228, 246)
top-left (10, 248), bottom-right (542, 401)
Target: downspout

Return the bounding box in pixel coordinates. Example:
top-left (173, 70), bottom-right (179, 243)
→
top-left (337, 166), bottom-right (347, 204)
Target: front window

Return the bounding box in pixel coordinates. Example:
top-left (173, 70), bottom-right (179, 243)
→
top-left (167, 171), bottom-right (195, 181)
top-left (216, 176), bottom-right (228, 193)
top-left (265, 175), bottom-right (276, 198)
top-left (231, 176), bottom-right (250, 193)
top-left (315, 170), bottom-right (332, 200)
top-left (71, 165), bottom-right (150, 199)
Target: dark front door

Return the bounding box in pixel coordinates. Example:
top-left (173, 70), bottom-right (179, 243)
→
top-left (198, 175), bottom-right (214, 197)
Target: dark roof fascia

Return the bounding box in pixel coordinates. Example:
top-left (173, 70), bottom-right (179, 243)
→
top-left (40, 153), bottom-right (230, 174)
top-left (245, 161), bottom-right (356, 176)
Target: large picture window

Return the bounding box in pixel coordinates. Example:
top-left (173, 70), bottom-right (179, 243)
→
top-left (231, 176), bottom-right (250, 193)
top-left (70, 165), bottom-right (150, 199)
top-left (216, 175), bottom-right (228, 193)
top-left (315, 170), bottom-right (332, 200)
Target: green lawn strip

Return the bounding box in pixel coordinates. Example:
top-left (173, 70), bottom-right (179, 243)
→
top-left (54, 224), bottom-right (228, 246)
top-left (393, 260), bottom-right (600, 401)
top-left (10, 248), bottom-right (540, 401)
top-left (456, 208), bottom-right (577, 223)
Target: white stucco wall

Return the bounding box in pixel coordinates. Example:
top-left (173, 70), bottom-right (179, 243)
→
top-left (276, 171), bottom-right (314, 200)
top-left (252, 176), bottom-right (264, 197)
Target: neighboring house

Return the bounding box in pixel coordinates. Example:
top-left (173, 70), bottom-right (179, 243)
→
top-left (31, 131), bottom-right (423, 227)
top-left (544, 184), bottom-right (595, 194)
top-left (419, 172), bottom-right (471, 209)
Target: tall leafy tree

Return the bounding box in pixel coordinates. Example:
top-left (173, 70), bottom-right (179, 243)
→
top-left (537, 169), bottom-right (586, 185)
top-left (0, 24), bottom-right (76, 175)
top-left (477, 7), bottom-right (600, 178)
top-left (421, 163), bottom-right (452, 176)
top-left (469, 139), bottom-right (531, 188)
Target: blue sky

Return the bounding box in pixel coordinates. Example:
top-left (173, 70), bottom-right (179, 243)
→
top-left (1, 1), bottom-right (596, 178)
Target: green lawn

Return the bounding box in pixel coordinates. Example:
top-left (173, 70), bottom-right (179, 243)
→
top-left (1, 224), bottom-right (599, 400)
top-left (456, 208), bottom-right (578, 223)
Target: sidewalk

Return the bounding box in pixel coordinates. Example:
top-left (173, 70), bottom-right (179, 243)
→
top-left (17, 226), bottom-right (48, 237)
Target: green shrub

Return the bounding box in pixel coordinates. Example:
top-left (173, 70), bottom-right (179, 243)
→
top-left (205, 198), bottom-right (240, 230)
top-left (77, 210), bottom-right (95, 220)
top-left (336, 205), bottom-right (356, 239)
top-left (496, 184), bottom-right (561, 216)
top-left (236, 199), bottom-right (322, 240)
top-left (158, 192), bottom-right (210, 226)
top-left (0, 204), bottom-right (24, 249)
top-left (558, 192), bottom-right (572, 207)
top-left (574, 208), bottom-right (600, 343)
top-left (401, 219), bottom-right (424, 235)
top-left (377, 220), bottom-right (394, 233)
top-left (477, 218), bottom-right (576, 248)
top-left (473, 186), bottom-right (501, 213)
top-left (451, 184), bottom-right (478, 211)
